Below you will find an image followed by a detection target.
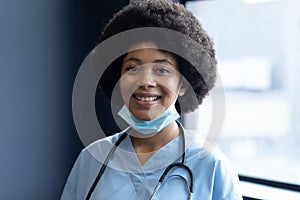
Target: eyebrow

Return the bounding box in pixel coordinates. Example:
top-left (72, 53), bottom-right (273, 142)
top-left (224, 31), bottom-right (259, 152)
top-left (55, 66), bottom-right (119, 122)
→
top-left (153, 59), bottom-right (174, 66)
top-left (123, 57), bottom-right (174, 66)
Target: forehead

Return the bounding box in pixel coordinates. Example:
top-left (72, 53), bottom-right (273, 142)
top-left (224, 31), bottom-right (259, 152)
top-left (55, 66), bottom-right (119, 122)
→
top-left (128, 41), bottom-right (158, 50)
top-left (123, 41), bottom-right (179, 69)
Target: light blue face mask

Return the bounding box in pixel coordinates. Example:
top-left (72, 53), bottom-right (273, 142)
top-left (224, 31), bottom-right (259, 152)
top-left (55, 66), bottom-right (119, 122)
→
top-left (117, 104), bottom-right (180, 135)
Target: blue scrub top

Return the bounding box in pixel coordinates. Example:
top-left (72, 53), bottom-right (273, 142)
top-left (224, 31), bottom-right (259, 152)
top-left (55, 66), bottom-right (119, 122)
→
top-left (61, 128), bottom-right (242, 200)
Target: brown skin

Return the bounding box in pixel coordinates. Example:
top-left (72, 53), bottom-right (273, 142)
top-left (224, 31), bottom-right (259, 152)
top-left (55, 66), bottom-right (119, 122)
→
top-left (119, 41), bottom-right (187, 165)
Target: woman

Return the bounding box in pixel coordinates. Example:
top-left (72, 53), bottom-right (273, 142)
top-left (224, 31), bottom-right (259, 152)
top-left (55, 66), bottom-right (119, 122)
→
top-left (62, 0), bottom-right (242, 199)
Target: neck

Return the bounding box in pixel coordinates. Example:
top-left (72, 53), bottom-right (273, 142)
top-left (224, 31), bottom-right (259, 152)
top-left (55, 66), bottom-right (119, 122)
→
top-left (129, 121), bottom-right (180, 164)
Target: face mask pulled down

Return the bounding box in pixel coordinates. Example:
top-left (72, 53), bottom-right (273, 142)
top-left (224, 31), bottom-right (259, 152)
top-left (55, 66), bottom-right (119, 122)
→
top-left (117, 104), bottom-right (180, 135)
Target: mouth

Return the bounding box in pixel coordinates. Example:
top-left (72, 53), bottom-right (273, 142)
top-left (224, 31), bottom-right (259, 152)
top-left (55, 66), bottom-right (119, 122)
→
top-left (133, 94), bottom-right (161, 102)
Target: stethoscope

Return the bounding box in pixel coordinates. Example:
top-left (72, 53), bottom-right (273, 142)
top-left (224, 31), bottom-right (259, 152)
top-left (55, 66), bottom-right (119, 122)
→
top-left (85, 126), bottom-right (194, 200)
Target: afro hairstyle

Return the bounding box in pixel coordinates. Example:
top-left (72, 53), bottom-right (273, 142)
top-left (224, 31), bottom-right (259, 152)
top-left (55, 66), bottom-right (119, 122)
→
top-left (98, 0), bottom-right (217, 114)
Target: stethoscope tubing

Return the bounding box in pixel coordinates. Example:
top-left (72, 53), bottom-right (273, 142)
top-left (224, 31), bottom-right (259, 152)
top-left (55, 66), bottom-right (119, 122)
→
top-left (85, 128), bottom-right (194, 200)
top-left (85, 133), bottom-right (127, 200)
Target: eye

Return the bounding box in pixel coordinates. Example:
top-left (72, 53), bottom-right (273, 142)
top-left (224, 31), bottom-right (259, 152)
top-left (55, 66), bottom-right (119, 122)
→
top-left (125, 65), bottom-right (141, 73)
top-left (154, 66), bottom-right (171, 75)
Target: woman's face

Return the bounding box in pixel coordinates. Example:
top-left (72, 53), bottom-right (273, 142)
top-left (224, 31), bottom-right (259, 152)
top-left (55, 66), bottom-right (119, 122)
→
top-left (120, 41), bottom-right (185, 121)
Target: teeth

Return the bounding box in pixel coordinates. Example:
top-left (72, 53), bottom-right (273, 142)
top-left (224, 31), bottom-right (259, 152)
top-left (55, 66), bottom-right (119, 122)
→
top-left (135, 96), bottom-right (158, 102)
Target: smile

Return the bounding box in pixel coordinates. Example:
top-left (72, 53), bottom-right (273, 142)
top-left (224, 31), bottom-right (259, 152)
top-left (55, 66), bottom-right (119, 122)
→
top-left (134, 95), bottom-right (160, 102)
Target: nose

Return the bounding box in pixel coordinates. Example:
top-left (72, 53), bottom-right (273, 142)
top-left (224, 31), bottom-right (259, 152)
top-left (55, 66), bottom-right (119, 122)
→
top-left (137, 67), bottom-right (156, 89)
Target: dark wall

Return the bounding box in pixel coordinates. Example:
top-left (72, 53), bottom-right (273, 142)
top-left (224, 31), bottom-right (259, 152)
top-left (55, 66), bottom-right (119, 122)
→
top-left (0, 0), bottom-right (128, 199)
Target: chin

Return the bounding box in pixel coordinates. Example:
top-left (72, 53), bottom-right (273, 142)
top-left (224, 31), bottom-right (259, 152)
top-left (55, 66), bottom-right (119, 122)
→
top-left (130, 107), bottom-right (162, 121)
top-left (135, 115), bottom-right (153, 121)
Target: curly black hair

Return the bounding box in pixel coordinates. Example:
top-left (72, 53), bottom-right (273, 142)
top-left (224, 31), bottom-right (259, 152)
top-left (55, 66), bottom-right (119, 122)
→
top-left (98, 0), bottom-right (217, 114)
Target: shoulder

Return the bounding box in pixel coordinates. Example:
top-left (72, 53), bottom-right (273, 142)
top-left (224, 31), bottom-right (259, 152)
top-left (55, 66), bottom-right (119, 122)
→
top-left (61, 132), bottom-right (125, 200)
top-left (184, 129), bottom-right (232, 166)
top-left (184, 130), bottom-right (242, 199)
top-left (184, 128), bottom-right (238, 176)
top-left (78, 132), bottom-right (124, 162)
top-left (84, 132), bottom-right (123, 151)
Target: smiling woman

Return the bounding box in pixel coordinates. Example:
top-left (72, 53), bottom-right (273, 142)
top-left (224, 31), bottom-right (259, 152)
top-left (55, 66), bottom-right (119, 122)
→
top-left (120, 42), bottom-right (184, 121)
top-left (61, 0), bottom-right (242, 199)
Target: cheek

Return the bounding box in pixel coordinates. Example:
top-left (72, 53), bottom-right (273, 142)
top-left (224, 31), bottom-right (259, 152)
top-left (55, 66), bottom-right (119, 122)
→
top-left (119, 76), bottom-right (135, 102)
top-left (119, 77), bottom-right (126, 94)
top-left (119, 78), bottom-right (129, 98)
top-left (159, 78), bottom-right (181, 95)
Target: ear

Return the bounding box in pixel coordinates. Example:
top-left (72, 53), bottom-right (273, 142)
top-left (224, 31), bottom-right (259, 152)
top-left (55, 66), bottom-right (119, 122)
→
top-left (178, 80), bottom-right (188, 96)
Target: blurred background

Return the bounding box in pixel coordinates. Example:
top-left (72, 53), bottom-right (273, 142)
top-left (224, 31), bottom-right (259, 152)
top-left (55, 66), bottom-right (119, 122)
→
top-left (1, 0), bottom-right (299, 199)
top-left (185, 0), bottom-right (300, 187)
top-left (0, 0), bottom-right (127, 199)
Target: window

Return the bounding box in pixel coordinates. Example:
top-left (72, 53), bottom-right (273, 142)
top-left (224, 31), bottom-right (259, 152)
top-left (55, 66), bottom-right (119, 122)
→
top-left (185, 0), bottom-right (300, 186)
